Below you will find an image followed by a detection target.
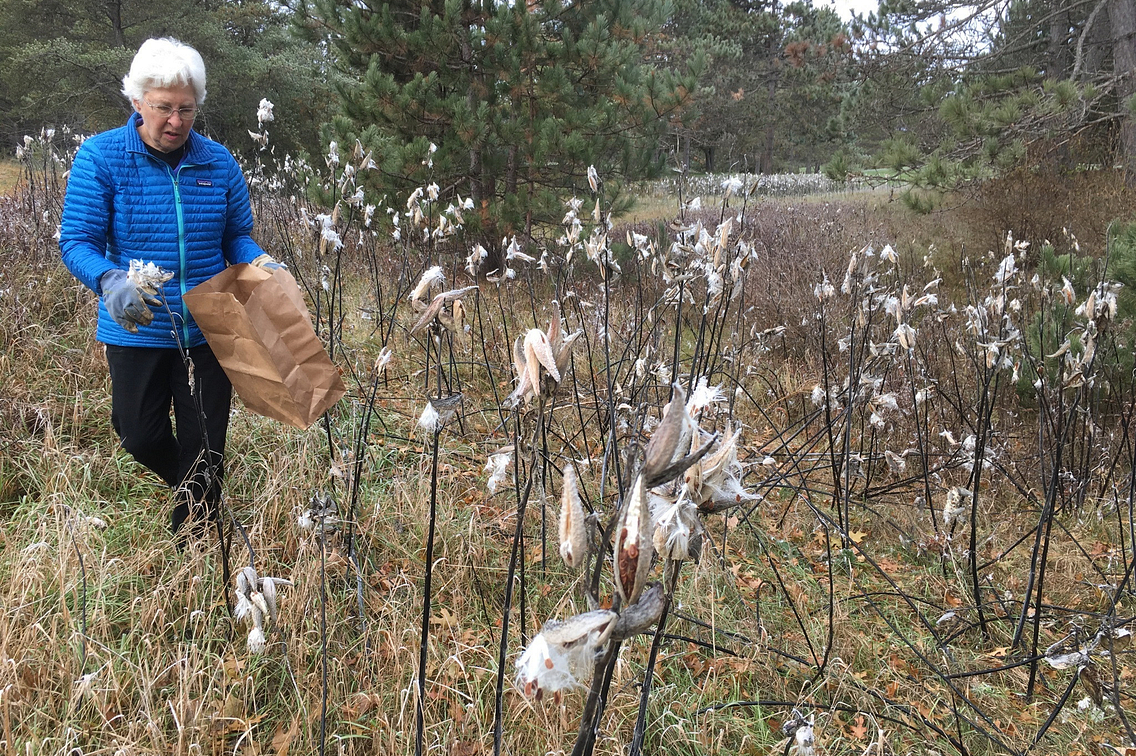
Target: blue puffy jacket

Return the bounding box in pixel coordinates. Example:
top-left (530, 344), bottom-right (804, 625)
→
top-left (60, 112), bottom-right (264, 347)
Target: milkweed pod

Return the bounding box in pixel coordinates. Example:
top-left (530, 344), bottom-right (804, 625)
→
top-left (559, 465), bottom-right (587, 569)
top-left (451, 299), bottom-right (466, 335)
top-left (236, 565), bottom-right (258, 599)
top-left (642, 383), bottom-right (689, 482)
top-left (249, 590), bottom-right (270, 621)
top-left (409, 265), bottom-right (444, 303)
top-left (260, 578), bottom-right (278, 624)
top-left (524, 328), bottom-right (559, 384)
top-left (615, 473), bottom-right (653, 604)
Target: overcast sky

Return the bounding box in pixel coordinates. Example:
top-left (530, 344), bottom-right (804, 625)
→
top-left (824, 0), bottom-right (881, 21)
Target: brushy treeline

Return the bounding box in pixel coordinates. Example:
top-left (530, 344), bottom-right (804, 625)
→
top-left (3, 126), bottom-right (1136, 756)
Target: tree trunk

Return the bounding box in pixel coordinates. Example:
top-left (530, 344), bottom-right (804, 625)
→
top-left (1047, 4), bottom-right (1072, 77)
top-left (1081, 0), bottom-right (1113, 76)
top-left (1109, 0), bottom-right (1136, 179)
top-left (106, 0), bottom-right (125, 48)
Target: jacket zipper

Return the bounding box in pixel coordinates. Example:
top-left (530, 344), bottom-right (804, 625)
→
top-left (169, 164), bottom-right (190, 344)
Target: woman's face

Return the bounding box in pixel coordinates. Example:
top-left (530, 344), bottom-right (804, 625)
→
top-left (133, 83), bottom-right (197, 153)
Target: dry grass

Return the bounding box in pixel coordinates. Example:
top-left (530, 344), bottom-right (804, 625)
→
top-left (2, 149), bottom-right (1135, 756)
top-left (0, 161), bottom-right (21, 196)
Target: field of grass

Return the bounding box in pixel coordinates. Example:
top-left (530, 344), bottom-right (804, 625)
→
top-left (0, 161), bottom-right (21, 195)
top-left (4, 137), bottom-right (1136, 756)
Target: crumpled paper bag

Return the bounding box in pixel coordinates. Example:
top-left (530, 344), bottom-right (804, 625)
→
top-left (184, 263), bottom-right (345, 429)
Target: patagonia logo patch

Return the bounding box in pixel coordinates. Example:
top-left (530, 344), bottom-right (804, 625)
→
top-left (196, 179), bottom-right (213, 187)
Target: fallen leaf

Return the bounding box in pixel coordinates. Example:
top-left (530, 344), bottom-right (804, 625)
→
top-left (272, 716), bottom-right (300, 756)
top-left (222, 693), bottom-right (244, 720)
top-left (430, 607), bottom-right (459, 629)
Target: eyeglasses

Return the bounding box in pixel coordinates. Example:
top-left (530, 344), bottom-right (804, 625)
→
top-left (144, 100), bottom-right (198, 121)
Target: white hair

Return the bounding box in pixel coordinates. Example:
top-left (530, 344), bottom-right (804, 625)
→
top-left (121, 38), bottom-right (207, 105)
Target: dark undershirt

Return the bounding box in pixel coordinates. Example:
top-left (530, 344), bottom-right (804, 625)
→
top-left (145, 141), bottom-right (186, 170)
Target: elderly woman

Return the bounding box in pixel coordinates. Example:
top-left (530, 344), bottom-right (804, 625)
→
top-left (60, 38), bottom-right (281, 537)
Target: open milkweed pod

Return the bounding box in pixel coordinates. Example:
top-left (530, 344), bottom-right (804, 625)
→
top-left (408, 285), bottom-right (477, 335)
top-left (512, 334), bottom-right (530, 386)
top-left (559, 465), bottom-right (587, 568)
top-left (515, 610), bottom-right (617, 699)
top-left (234, 565), bottom-right (260, 621)
top-left (506, 334), bottom-right (535, 407)
top-left (699, 424), bottom-right (739, 483)
top-left (449, 299), bottom-right (466, 335)
top-left (546, 305), bottom-right (582, 377)
top-left (408, 265), bottom-right (444, 304)
top-left (642, 383), bottom-right (690, 483)
top-left (614, 473), bottom-right (653, 605)
top-left (259, 577), bottom-right (289, 624)
top-left (523, 328), bottom-right (559, 383)
top-left (542, 610), bottom-right (619, 653)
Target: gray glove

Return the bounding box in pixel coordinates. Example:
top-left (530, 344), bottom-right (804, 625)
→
top-left (251, 253), bottom-right (286, 271)
top-left (101, 269), bottom-right (161, 333)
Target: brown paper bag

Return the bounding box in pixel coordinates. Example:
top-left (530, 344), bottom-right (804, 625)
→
top-left (184, 264), bottom-right (346, 429)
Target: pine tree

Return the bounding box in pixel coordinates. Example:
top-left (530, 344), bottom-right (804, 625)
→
top-left (297, 0), bottom-right (698, 242)
top-left (657, 0), bottom-right (851, 174)
top-left (852, 0), bottom-right (1136, 191)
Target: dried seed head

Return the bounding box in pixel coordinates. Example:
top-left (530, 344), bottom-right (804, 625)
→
top-left (234, 594), bottom-right (253, 623)
top-left (298, 492), bottom-right (338, 533)
top-left (127, 259), bottom-right (173, 296)
top-left (794, 722), bottom-right (815, 756)
top-left (559, 465), bottom-right (587, 569)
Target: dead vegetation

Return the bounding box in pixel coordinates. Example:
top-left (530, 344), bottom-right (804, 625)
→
top-left (2, 133), bottom-right (1136, 756)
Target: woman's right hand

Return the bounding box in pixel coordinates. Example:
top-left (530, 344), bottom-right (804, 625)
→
top-left (100, 269), bottom-right (161, 333)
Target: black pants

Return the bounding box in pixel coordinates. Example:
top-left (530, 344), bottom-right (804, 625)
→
top-left (105, 343), bottom-right (231, 534)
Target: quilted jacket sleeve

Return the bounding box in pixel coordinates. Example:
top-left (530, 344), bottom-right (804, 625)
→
top-left (60, 143), bottom-right (118, 293)
top-left (221, 154), bottom-right (264, 265)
